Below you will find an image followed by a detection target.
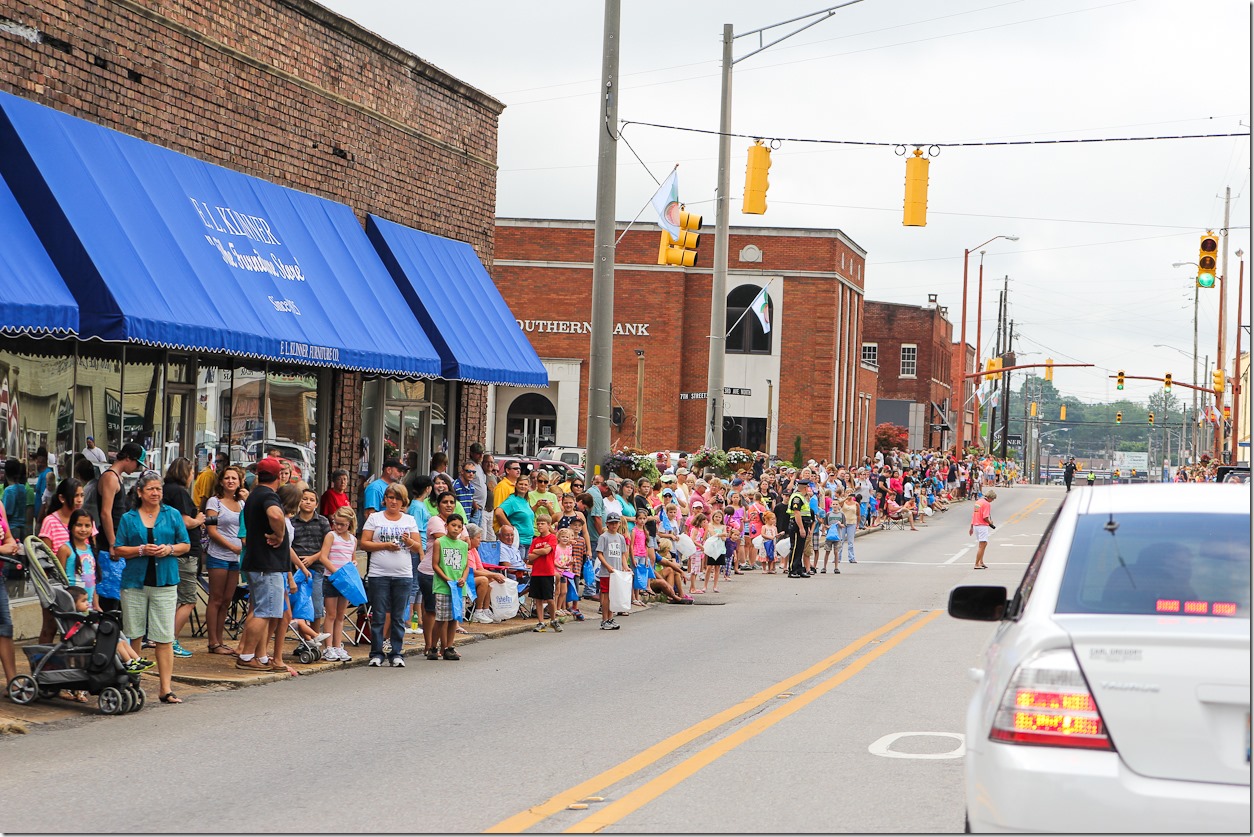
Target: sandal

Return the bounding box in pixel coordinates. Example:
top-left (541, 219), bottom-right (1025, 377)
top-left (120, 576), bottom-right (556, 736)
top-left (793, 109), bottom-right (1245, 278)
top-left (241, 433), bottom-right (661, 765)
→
top-left (208, 644), bottom-right (237, 656)
top-left (159, 692), bottom-right (183, 704)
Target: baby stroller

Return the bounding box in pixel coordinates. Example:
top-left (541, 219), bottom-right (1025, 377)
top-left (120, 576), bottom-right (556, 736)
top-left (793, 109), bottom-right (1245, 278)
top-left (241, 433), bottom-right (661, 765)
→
top-left (5, 537), bottom-right (144, 714)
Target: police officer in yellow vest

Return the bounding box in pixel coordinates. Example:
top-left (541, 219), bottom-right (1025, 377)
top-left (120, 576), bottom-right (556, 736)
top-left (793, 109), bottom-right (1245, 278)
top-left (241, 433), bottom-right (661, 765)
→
top-left (786, 484), bottom-right (813, 578)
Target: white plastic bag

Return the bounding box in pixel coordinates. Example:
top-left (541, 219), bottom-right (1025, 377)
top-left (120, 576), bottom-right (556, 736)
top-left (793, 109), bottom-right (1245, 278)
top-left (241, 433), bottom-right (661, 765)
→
top-left (609, 570), bottom-right (633, 614)
top-left (676, 534), bottom-right (697, 558)
top-left (703, 535), bottom-right (726, 558)
top-left (776, 536), bottom-right (791, 557)
top-left (489, 578), bottom-right (520, 621)
top-left (752, 535), bottom-right (765, 552)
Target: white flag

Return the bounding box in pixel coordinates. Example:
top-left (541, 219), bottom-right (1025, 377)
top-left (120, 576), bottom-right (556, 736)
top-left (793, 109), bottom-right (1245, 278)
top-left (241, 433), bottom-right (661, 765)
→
top-left (749, 286), bottom-right (771, 334)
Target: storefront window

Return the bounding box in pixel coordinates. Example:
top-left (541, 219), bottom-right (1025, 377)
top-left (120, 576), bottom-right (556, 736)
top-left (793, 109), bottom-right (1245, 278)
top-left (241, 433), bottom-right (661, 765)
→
top-left (122, 353), bottom-right (165, 471)
top-left (429, 380), bottom-right (449, 458)
top-left (265, 368), bottom-right (318, 488)
top-left (231, 365), bottom-right (266, 465)
top-left (195, 365), bottom-right (234, 471)
top-left (76, 353), bottom-right (123, 465)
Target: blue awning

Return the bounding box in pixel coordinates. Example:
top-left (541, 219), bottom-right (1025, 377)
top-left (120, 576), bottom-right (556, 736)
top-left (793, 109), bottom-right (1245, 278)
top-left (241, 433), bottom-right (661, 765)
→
top-left (0, 91), bottom-right (440, 377)
top-left (366, 215), bottom-right (548, 387)
top-left (0, 171), bottom-right (77, 336)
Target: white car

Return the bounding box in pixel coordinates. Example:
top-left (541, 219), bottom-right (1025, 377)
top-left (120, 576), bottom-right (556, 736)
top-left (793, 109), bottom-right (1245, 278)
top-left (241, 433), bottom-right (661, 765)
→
top-left (949, 484), bottom-right (1250, 833)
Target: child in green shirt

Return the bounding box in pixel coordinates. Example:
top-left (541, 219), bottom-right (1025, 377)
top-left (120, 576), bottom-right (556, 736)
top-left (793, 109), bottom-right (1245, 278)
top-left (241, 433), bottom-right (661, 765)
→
top-left (433, 514), bottom-right (470, 660)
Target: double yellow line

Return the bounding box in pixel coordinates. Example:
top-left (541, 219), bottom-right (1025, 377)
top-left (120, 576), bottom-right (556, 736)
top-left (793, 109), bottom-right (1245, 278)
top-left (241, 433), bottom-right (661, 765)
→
top-left (1002, 497), bottom-right (1045, 528)
top-left (485, 608), bottom-right (944, 834)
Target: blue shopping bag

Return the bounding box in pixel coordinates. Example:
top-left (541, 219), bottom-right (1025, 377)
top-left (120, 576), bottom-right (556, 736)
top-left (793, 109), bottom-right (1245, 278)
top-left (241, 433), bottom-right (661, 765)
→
top-left (449, 579), bottom-right (466, 622)
top-left (566, 576), bottom-right (580, 603)
top-left (632, 562), bottom-right (650, 591)
top-left (581, 557), bottom-right (598, 599)
top-left (96, 550), bottom-right (125, 601)
top-left (291, 570), bottom-right (315, 622)
top-left (327, 562), bottom-right (368, 606)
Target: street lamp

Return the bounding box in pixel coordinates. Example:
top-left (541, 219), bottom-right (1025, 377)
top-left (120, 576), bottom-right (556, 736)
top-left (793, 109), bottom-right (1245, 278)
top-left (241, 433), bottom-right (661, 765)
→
top-left (958, 234), bottom-right (1019, 456)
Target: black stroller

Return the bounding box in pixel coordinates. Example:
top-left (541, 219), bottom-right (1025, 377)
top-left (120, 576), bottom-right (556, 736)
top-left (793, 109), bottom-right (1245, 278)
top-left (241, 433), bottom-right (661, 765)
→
top-left (4, 536), bottom-right (144, 714)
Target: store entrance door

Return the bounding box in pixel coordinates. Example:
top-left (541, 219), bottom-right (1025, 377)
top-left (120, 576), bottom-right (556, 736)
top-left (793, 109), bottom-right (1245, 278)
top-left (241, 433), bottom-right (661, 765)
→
top-left (505, 393), bottom-right (556, 457)
top-left (165, 384), bottom-right (195, 471)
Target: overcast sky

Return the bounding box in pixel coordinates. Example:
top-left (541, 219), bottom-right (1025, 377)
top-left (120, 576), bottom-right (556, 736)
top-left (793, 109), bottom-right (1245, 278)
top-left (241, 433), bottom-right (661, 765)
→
top-left (324, 0), bottom-right (1250, 409)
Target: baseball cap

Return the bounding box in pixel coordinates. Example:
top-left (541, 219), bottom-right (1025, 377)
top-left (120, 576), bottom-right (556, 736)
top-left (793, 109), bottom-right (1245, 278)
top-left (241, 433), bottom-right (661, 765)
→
top-left (661, 489), bottom-right (675, 499)
top-left (659, 474), bottom-right (676, 483)
top-left (606, 511), bottom-right (623, 522)
top-left (256, 457), bottom-right (283, 478)
top-left (676, 467), bottom-right (689, 476)
top-left (383, 457), bottom-right (407, 471)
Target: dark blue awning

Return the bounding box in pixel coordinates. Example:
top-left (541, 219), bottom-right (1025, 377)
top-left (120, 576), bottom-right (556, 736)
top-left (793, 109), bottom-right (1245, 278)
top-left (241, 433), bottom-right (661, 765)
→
top-left (366, 215), bottom-right (548, 387)
top-left (0, 91), bottom-right (440, 377)
top-left (0, 171), bottom-right (77, 336)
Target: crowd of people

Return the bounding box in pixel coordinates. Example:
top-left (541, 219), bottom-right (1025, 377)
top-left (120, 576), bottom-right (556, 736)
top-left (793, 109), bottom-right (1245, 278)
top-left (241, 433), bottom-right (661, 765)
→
top-left (0, 435), bottom-right (1241, 706)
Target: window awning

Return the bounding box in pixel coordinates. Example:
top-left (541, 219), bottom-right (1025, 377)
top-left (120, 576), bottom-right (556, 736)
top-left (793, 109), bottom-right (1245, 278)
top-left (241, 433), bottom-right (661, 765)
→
top-left (366, 215), bottom-right (548, 387)
top-left (0, 171), bottom-right (77, 336)
top-left (0, 91), bottom-right (441, 377)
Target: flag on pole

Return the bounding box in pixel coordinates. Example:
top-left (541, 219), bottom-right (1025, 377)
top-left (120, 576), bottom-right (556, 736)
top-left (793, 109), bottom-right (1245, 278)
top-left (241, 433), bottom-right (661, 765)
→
top-left (651, 169), bottom-right (681, 238)
top-left (749, 285), bottom-right (772, 333)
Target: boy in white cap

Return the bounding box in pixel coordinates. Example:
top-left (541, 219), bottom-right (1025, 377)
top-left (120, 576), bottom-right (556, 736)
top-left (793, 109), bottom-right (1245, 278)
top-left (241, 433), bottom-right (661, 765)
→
top-left (595, 511), bottom-right (629, 630)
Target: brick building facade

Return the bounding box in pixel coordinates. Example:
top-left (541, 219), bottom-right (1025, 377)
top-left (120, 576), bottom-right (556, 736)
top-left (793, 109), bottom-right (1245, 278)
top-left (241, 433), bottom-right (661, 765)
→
top-left (862, 298), bottom-right (956, 451)
top-left (951, 341), bottom-right (977, 450)
top-left (0, 0), bottom-right (503, 480)
top-left (490, 220), bottom-right (877, 466)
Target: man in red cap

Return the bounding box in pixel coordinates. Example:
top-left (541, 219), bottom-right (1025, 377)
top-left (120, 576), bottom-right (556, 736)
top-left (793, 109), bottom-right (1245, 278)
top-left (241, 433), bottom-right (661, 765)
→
top-left (235, 457), bottom-right (293, 672)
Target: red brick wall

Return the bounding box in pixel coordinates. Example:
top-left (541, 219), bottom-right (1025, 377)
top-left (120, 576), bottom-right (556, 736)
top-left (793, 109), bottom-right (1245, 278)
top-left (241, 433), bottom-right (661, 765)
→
top-left (1, 0), bottom-right (502, 475)
top-left (495, 222), bottom-right (868, 460)
top-left (862, 300), bottom-right (956, 448)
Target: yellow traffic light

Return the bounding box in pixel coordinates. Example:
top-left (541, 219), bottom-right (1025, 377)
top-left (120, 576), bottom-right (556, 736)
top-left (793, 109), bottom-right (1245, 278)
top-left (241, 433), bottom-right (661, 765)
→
top-left (1148, 411), bottom-right (1155, 425)
top-left (1044, 358), bottom-right (1054, 382)
top-left (742, 141), bottom-right (771, 215)
top-left (1212, 369), bottom-right (1225, 393)
top-left (1198, 232), bottom-right (1219, 288)
top-left (1116, 411), bottom-right (1123, 424)
top-left (1030, 401), bottom-right (1037, 417)
top-left (1116, 370), bottom-right (1125, 390)
top-left (1164, 372), bottom-right (1172, 391)
top-left (1223, 405), bottom-right (1232, 421)
top-left (657, 210), bottom-right (702, 267)
top-left (1060, 405), bottom-right (1067, 421)
top-left (903, 147), bottom-right (929, 227)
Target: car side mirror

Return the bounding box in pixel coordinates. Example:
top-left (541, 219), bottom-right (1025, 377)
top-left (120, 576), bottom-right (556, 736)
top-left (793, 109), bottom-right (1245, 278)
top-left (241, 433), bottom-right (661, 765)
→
top-left (948, 585), bottom-right (1009, 621)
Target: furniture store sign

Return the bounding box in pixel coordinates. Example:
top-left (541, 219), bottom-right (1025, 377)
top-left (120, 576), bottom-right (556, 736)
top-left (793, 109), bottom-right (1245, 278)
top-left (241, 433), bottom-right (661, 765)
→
top-left (516, 320), bottom-right (651, 336)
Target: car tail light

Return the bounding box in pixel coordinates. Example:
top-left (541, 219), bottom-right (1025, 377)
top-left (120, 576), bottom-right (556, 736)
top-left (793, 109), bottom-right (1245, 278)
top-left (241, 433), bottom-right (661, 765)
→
top-left (990, 649), bottom-right (1113, 750)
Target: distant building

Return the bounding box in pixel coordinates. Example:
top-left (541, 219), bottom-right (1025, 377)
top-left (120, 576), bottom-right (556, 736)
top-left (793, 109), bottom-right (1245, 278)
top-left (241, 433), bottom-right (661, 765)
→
top-left (863, 297), bottom-right (955, 450)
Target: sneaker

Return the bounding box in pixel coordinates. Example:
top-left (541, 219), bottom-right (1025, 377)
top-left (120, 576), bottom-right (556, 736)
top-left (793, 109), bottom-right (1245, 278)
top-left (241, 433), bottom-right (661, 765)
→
top-left (405, 626), bottom-right (423, 634)
top-left (607, 619), bottom-right (621, 629)
top-left (368, 656), bottom-right (385, 667)
top-left (321, 648), bottom-right (340, 662)
top-left (125, 659), bottom-right (154, 673)
top-left (171, 641), bottom-right (192, 658)
top-left (550, 619), bottom-right (563, 633)
top-left (848, 559), bottom-right (857, 564)
top-left (312, 632), bottom-right (332, 644)
top-left (390, 656), bottom-right (406, 667)
top-left (600, 621), bottom-right (619, 630)
top-left (336, 647), bottom-right (352, 662)
top-left (425, 648), bottom-right (440, 661)
top-left (532, 622), bottom-right (547, 633)
top-left (573, 611), bottom-right (586, 622)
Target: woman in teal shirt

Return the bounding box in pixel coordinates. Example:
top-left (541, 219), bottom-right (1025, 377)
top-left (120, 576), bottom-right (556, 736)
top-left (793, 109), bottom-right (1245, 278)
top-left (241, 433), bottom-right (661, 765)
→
top-left (113, 471), bottom-right (190, 705)
top-left (493, 474), bottom-right (535, 552)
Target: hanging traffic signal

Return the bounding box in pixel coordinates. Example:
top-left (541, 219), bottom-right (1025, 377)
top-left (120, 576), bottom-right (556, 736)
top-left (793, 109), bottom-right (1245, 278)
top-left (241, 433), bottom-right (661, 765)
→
top-left (1060, 405), bottom-right (1067, 421)
top-left (1148, 412), bottom-right (1155, 425)
top-left (1212, 369), bottom-right (1225, 393)
top-left (1164, 372), bottom-right (1172, 391)
top-left (1223, 405), bottom-right (1232, 422)
top-left (657, 210), bottom-right (702, 267)
top-left (1030, 401), bottom-right (1037, 417)
top-left (902, 147), bottom-right (929, 227)
top-left (1116, 411), bottom-right (1123, 424)
top-left (1116, 370), bottom-right (1125, 390)
top-left (1044, 358), bottom-right (1054, 382)
top-left (1198, 232), bottom-right (1219, 288)
top-left (742, 140), bottom-right (771, 215)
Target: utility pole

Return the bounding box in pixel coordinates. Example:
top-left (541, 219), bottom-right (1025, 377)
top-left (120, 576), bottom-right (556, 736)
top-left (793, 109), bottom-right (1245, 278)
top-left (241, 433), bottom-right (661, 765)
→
top-left (989, 285), bottom-right (1005, 452)
top-left (1000, 318), bottom-right (1014, 458)
top-left (1192, 279), bottom-right (1199, 459)
top-left (585, 0), bottom-right (621, 477)
top-left (1215, 185), bottom-right (1231, 459)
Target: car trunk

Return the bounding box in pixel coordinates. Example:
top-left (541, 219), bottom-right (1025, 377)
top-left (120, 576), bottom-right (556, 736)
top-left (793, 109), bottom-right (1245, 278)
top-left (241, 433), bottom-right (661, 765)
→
top-left (1056, 614), bottom-right (1250, 786)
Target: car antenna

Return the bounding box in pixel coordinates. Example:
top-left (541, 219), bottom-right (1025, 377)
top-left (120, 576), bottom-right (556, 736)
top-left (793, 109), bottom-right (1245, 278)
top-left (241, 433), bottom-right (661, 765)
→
top-left (1103, 511), bottom-right (1134, 587)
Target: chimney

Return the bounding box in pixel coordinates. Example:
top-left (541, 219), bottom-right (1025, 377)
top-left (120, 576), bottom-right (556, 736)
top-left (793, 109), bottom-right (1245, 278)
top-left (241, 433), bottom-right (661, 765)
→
top-left (926, 293), bottom-right (938, 308)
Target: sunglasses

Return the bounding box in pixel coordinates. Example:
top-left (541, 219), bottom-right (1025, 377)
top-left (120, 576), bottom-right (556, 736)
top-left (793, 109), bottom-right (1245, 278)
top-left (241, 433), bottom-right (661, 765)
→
top-left (571, 482), bottom-right (584, 488)
top-left (536, 479), bottom-right (548, 484)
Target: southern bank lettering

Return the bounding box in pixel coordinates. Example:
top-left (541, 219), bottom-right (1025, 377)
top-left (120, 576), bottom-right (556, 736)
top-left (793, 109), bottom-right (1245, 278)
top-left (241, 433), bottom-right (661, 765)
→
top-left (516, 319), bottom-right (650, 335)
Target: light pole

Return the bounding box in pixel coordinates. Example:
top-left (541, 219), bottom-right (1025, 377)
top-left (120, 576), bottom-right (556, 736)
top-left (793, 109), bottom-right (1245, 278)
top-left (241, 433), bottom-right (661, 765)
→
top-left (634, 349), bottom-right (645, 449)
top-left (958, 234), bottom-right (1019, 455)
top-left (1038, 427), bottom-right (1069, 483)
top-left (706, 1), bottom-right (865, 449)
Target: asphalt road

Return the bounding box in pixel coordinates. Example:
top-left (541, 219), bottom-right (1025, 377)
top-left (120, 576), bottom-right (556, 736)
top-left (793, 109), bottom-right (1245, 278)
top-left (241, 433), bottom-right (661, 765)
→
top-left (0, 485), bottom-right (1064, 834)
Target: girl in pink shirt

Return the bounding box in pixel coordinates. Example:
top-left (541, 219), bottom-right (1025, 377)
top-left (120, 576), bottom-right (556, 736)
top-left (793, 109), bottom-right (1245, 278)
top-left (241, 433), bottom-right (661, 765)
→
top-left (687, 512), bottom-right (708, 593)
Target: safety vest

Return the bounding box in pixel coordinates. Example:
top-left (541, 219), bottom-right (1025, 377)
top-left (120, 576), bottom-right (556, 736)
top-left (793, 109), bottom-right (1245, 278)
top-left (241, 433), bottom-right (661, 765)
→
top-left (1087, 473), bottom-right (1095, 483)
top-left (789, 491), bottom-right (812, 522)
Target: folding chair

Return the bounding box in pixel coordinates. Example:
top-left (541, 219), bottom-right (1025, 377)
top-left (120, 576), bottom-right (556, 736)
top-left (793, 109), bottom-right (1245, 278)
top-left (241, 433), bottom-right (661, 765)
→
top-left (477, 541), bottom-right (531, 620)
top-left (343, 604), bottom-right (371, 647)
top-left (190, 576), bottom-right (210, 639)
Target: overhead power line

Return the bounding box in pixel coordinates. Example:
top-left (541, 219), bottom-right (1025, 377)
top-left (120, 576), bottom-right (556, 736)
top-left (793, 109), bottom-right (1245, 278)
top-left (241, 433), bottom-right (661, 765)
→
top-left (619, 119), bottom-right (1249, 149)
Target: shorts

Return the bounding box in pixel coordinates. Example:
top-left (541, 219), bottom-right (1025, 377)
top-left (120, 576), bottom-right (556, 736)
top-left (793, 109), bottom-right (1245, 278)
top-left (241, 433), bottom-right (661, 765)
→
top-left (529, 575), bottom-right (555, 601)
top-left (434, 592), bottom-right (454, 621)
top-left (417, 571), bottom-right (436, 614)
top-left (322, 577), bottom-right (342, 599)
top-left (176, 553), bottom-right (200, 606)
top-left (708, 555), bottom-right (726, 567)
top-left (120, 585), bottom-right (177, 644)
top-left (247, 571), bottom-right (286, 619)
top-left (597, 576), bottom-right (611, 594)
top-left (973, 524), bottom-right (991, 543)
top-left (0, 578), bottom-right (12, 639)
top-left (205, 556), bottom-right (238, 571)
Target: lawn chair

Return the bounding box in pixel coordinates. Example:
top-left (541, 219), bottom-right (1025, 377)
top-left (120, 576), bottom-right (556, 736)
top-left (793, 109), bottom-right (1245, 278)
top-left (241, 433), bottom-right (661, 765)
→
top-left (477, 541), bottom-right (531, 620)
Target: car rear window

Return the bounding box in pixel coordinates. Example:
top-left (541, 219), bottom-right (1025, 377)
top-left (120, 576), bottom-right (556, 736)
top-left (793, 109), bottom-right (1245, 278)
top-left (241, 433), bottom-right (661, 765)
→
top-left (1055, 512), bottom-right (1250, 617)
